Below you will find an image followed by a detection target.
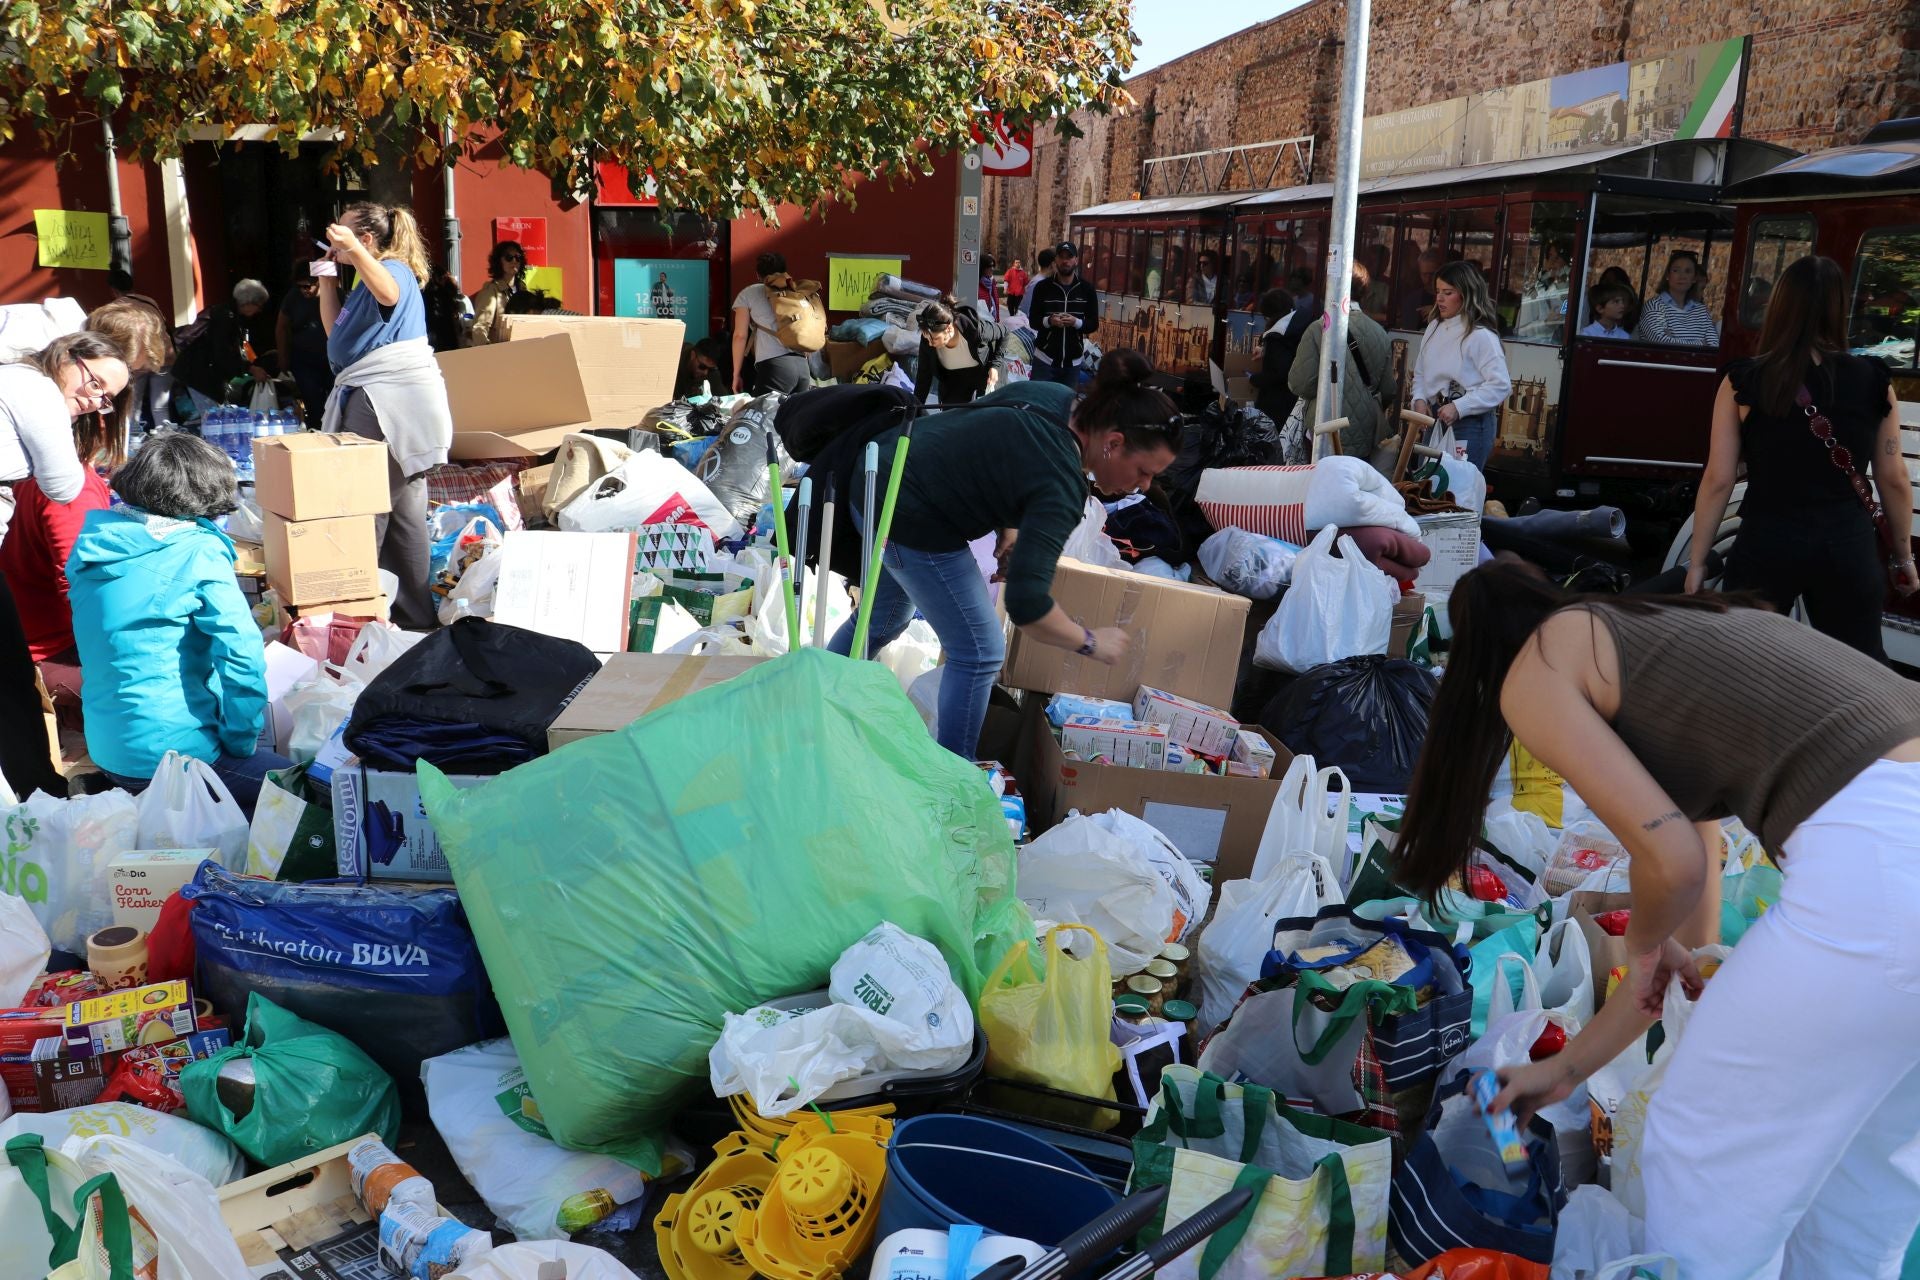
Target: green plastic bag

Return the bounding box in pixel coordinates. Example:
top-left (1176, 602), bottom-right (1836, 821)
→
top-left (420, 648), bottom-right (1031, 1173)
top-left (180, 993), bottom-right (400, 1167)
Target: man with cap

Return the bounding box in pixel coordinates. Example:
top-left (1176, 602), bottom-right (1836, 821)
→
top-left (1022, 241), bottom-right (1100, 387)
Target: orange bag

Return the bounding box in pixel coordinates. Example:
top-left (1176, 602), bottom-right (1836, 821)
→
top-left (1311, 1250), bottom-right (1550, 1280)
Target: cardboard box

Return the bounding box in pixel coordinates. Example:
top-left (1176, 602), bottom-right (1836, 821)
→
top-left (32, 1053), bottom-right (107, 1110)
top-left (825, 337), bottom-right (885, 381)
top-left (231, 540), bottom-right (266, 576)
top-left (264, 513), bottom-right (379, 606)
top-left (332, 757), bottom-right (491, 882)
top-left (492, 530), bottom-right (636, 654)
top-left (0, 1007), bottom-right (66, 1112)
top-left (221, 1137), bottom-right (453, 1279)
top-left (1389, 590), bottom-right (1426, 659)
top-left (517, 463), bottom-right (556, 525)
top-left (292, 593), bottom-right (391, 622)
top-left (504, 316), bottom-right (684, 432)
top-left (1134, 685), bottom-right (1239, 756)
top-left (63, 980), bottom-right (197, 1057)
top-left (437, 333), bottom-right (598, 460)
top-left (1231, 728), bottom-right (1277, 777)
top-left (108, 849), bottom-right (214, 929)
top-left (1060, 716), bottom-right (1170, 770)
top-left (1002, 558), bottom-right (1250, 708)
top-left (252, 433), bottom-right (392, 520)
top-left (1020, 703), bottom-right (1293, 880)
top-left (1414, 513), bottom-right (1481, 596)
top-left (548, 652), bottom-right (770, 748)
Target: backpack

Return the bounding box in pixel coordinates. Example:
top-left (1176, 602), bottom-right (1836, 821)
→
top-left (758, 273), bottom-right (828, 353)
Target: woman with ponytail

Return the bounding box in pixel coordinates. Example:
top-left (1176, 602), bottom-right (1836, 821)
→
top-left (318, 202), bottom-right (453, 629)
top-left (829, 350), bottom-right (1180, 757)
top-left (1393, 558), bottom-right (1920, 1276)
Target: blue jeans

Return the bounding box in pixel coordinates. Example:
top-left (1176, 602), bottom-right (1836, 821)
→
top-left (105, 746), bottom-right (292, 818)
top-left (1451, 409), bottom-right (1497, 470)
top-left (1031, 358), bottom-right (1080, 388)
top-left (829, 517), bottom-right (1004, 760)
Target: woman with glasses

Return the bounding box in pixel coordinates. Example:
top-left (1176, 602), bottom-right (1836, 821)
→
top-left (823, 349), bottom-right (1178, 758)
top-left (911, 296), bottom-right (1008, 407)
top-left (0, 331), bottom-right (128, 798)
top-left (466, 239), bottom-right (526, 347)
top-left (1685, 255), bottom-right (1917, 659)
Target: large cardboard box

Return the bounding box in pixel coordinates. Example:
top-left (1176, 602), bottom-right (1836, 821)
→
top-left (1002, 558), bottom-right (1250, 709)
top-left (437, 334), bottom-right (597, 460)
top-left (548, 652), bottom-right (770, 749)
top-left (263, 513), bottom-right (379, 606)
top-left (251, 434), bottom-right (391, 520)
top-left (491, 530), bottom-right (637, 654)
top-left (221, 1136), bottom-right (454, 1278)
top-left (503, 315), bottom-right (684, 432)
top-left (1020, 703), bottom-right (1292, 881)
top-left (332, 757), bottom-right (490, 882)
top-left (824, 337), bottom-right (885, 381)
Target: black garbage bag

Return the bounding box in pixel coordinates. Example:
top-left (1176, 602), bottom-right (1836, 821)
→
top-left (1259, 656), bottom-right (1439, 793)
top-left (1160, 401), bottom-right (1283, 499)
top-left (641, 398), bottom-right (729, 439)
top-left (1103, 489), bottom-right (1187, 564)
top-left (695, 393), bottom-right (794, 523)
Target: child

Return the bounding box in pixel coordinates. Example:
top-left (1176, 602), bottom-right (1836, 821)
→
top-left (1579, 284), bottom-right (1633, 339)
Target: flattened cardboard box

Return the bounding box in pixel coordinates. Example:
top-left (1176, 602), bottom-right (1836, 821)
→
top-left (1018, 701), bottom-right (1292, 883)
top-left (263, 513), bottom-right (378, 606)
top-left (504, 314), bottom-right (684, 434)
top-left (437, 333), bottom-right (596, 461)
top-left (251, 433), bottom-right (391, 520)
top-left (1002, 558), bottom-right (1250, 709)
top-left (548, 652), bottom-right (770, 748)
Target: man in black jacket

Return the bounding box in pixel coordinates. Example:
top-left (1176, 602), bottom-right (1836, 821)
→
top-left (1023, 241), bottom-right (1099, 388)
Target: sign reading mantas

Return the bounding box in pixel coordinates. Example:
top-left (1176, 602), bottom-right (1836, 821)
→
top-left (34, 210), bottom-right (110, 270)
top-left (1358, 37), bottom-right (1748, 181)
top-left (828, 255), bottom-right (906, 312)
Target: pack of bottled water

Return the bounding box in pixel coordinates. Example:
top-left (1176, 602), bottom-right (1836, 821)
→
top-left (198, 404), bottom-right (302, 482)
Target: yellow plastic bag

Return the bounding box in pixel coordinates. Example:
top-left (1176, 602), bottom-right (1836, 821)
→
top-left (980, 925), bottom-right (1122, 1130)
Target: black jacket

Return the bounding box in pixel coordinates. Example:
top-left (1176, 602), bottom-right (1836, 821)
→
top-left (173, 304), bottom-right (271, 401)
top-left (1023, 273), bottom-right (1100, 369)
top-left (1248, 310), bottom-right (1316, 426)
top-left (913, 310), bottom-right (1010, 406)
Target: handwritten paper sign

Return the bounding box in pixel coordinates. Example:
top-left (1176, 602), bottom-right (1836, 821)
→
top-left (828, 255), bottom-right (904, 312)
top-left (34, 210), bottom-right (109, 270)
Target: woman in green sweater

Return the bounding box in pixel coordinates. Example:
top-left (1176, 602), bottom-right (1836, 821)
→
top-left (830, 349), bottom-right (1181, 757)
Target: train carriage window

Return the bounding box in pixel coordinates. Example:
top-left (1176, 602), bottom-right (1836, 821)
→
top-left (1161, 229), bottom-right (1188, 303)
top-left (1394, 209), bottom-right (1447, 329)
top-left (1144, 232), bottom-right (1168, 300)
top-left (1356, 212), bottom-right (1398, 326)
top-left (1128, 234), bottom-right (1149, 296)
top-left (1080, 229), bottom-right (1101, 292)
top-left (1586, 195), bottom-right (1733, 348)
top-left (1501, 200), bottom-right (1581, 343)
top-left (1740, 216), bottom-right (1814, 329)
top-left (1447, 205), bottom-right (1499, 281)
top-left (1850, 227), bottom-right (1920, 371)
top-left (1110, 230), bottom-right (1133, 296)
top-left (1189, 234), bottom-right (1225, 306)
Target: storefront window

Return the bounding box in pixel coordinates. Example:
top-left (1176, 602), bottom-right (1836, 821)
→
top-left (1850, 226), bottom-right (1920, 370)
top-left (1501, 200), bottom-right (1581, 343)
top-left (1740, 215), bottom-right (1815, 329)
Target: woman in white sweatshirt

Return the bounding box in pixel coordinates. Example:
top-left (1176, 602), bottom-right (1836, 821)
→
top-left (1410, 261), bottom-right (1512, 469)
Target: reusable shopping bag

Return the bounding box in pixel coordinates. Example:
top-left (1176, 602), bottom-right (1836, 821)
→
top-left (134, 751), bottom-right (247, 870)
top-left (1194, 850), bottom-right (1342, 1037)
top-left (979, 925), bottom-right (1122, 1130)
top-left (1, 789), bottom-right (138, 955)
top-left (243, 763), bottom-right (336, 881)
top-left (0, 892), bottom-right (49, 1007)
top-left (180, 993), bottom-right (400, 1167)
top-left (1131, 1066), bottom-right (1393, 1280)
top-left (1388, 1075), bottom-right (1565, 1267)
top-left (1198, 975), bottom-right (1413, 1128)
top-left (1470, 920), bottom-right (1544, 1039)
top-left (1254, 526), bottom-right (1395, 673)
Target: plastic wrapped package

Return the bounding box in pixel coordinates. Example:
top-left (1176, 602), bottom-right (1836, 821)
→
top-left (420, 649), bottom-right (1030, 1172)
top-left (695, 394), bottom-right (795, 524)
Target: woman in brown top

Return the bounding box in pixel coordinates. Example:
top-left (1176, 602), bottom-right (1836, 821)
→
top-left (1395, 560), bottom-right (1920, 1278)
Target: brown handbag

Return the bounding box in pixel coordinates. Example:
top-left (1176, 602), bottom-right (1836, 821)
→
top-left (1798, 382), bottom-right (1902, 581)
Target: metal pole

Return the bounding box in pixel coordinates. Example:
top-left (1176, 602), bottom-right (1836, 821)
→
top-left (101, 117), bottom-right (133, 281)
top-left (441, 124), bottom-right (463, 288)
top-left (1311, 0), bottom-right (1371, 461)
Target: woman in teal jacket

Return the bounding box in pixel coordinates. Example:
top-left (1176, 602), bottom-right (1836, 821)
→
top-left (68, 432), bottom-right (289, 813)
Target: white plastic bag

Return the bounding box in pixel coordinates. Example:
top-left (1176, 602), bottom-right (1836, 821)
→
top-left (1550, 1185), bottom-right (1645, 1280)
top-left (226, 497), bottom-right (265, 544)
top-left (439, 544), bottom-right (504, 624)
top-left (1018, 810), bottom-right (1211, 976)
top-left (450, 1242), bottom-right (643, 1280)
top-left (556, 450), bottom-right (743, 542)
top-left (134, 751), bottom-right (248, 869)
top-left (1253, 526), bottom-right (1394, 673)
top-left (1062, 494), bottom-right (1123, 569)
top-left (710, 923), bottom-right (973, 1116)
top-left (0, 893), bottom-right (49, 1007)
top-left (1249, 754), bottom-right (1354, 885)
top-left (281, 670), bottom-right (362, 765)
top-left (338, 620), bottom-right (424, 684)
top-left (1611, 945), bottom-right (1732, 1217)
top-left (59, 1133), bottom-right (253, 1279)
top-left (907, 667), bottom-right (943, 736)
top-left (1194, 852), bottom-right (1342, 1037)
top-left (1537, 917), bottom-right (1596, 1034)
top-left (248, 379), bottom-right (279, 414)
top-left (1, 789), bottom-right (138, 955)
top-left (1197, 527), bottom-right (1300, 599)
top-left (424, 1038), bottom-right (677, 1241)
top-left (0, 1104), bottom-right (244, 1187)
top-left (877, 618), bottom-right (943, 692)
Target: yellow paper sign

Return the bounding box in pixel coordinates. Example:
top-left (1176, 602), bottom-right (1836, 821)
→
top-left (828, 256), bottom-right (903, 312)
top-left (34, 209), bottom-right (110, 270)
top-left (523, 265), bottom-right (563, 299)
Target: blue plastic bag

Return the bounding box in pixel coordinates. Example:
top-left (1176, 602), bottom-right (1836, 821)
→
top-left (183, 863), bottom-right (500, 1096)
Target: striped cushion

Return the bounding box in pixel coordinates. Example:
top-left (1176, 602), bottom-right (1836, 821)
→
top-left (1195, 465), bottom-right (1314, 543)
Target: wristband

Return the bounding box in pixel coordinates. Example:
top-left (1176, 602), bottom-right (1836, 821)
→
top-left (1076, 627), bottom-right (1097, 657)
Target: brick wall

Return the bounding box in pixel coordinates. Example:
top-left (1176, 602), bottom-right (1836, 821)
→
top-left (986, 0), bottom-right (1920, 260)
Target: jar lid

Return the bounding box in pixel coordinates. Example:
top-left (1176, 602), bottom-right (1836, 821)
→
top-left (1145, 959), bottom-right (1179, 979)
top-left (1163, 999), bottom-right (1198, 1021)
top-left (1126, 974), bottom-right (1163, 996)
top-left (1115, 995), bottom-right (1151, 1014)
top-left (1159, 943), bottom-right (1191, 963)
top-left (88, 926), bottom-right (143, 952)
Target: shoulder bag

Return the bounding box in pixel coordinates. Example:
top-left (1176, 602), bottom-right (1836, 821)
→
top-left (1798, 381), bottom-right (1902, 583)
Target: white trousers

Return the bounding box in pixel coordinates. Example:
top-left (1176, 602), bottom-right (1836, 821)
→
top-left (1643, 759), bottom-right (1920, 1278)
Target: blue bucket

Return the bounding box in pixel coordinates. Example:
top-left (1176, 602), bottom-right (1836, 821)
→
top-left (876, 1114), bottom-right (1120, 1247)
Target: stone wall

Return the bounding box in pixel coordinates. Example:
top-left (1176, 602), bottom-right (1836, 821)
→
top-left (984, 0), bottom-right (1920, 260)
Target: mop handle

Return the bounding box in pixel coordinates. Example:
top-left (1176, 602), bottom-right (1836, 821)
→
top-left (1007, 1185), bottom-right (1170, 1280)
top-left (1100, 1186), bottom-right (1256, 1280)
top-left (855, 441), bottom-right (879, 653)
top-left (767, 435), bottom-right (800, 645)
top-left (793, 476), bottom-right (813, 648)
top-left (851, 428), bottom-right (913, 661)
top-left (813, 476), bottom-right (836, 650)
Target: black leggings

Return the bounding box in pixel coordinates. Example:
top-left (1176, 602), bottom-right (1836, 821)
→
top-left (0, 571), bottom-right (65, 799)
top-left (1723, 514), bottom-right (1887, 661)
